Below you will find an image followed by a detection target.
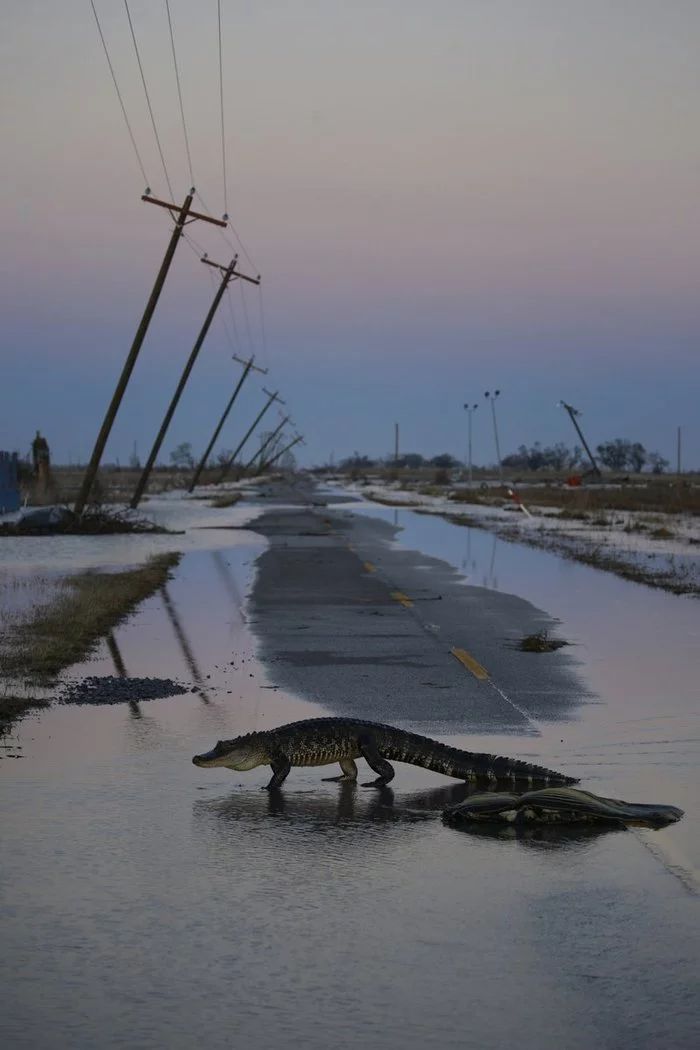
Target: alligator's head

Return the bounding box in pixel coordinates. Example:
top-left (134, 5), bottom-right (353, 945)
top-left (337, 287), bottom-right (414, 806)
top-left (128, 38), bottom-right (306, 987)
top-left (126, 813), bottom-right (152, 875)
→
top-left (192, 733), bottom-right (268, 771)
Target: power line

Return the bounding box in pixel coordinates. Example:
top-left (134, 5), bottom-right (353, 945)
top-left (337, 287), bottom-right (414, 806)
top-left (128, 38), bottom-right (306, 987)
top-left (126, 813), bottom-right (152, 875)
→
top-left (165, 0), bottom-right (195, 187)
top-left (217, 0), bottom-right (229, 219)
top-left (124, 0), bottom-right (175, 199)
top-left (195, 189), bottom-right (260, 278)
top-left (257, 286), bottom-right (269, 367)
top-left (225, 285), bottom-right (241, 351)
top-left (90, 0), bottom-right (150, 188)
top-left (238, 280), bottom-right (254, 356)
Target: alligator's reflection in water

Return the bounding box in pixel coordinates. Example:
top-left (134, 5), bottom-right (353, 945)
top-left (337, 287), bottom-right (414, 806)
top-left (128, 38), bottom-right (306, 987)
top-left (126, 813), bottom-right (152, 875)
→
top-left (445, 820), bottom-right (626, 848)
top-left (194, 781), bottom-right (617, 853)
top-left (195, 780), bottom-right (472, 826)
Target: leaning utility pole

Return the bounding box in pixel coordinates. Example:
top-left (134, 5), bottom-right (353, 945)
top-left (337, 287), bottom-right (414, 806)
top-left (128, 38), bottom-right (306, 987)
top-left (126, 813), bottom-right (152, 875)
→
top-left (243, 415), bottom-right (290, 474)
top-left (129, 256), bottom-right (261, 509)
top-left (256, 433), bottom-right (304, 475)
top-left (188, 354), bottom-right (268, 492)
top-left (74, 191), bottom-right (227, 516)
top-left (558, 401), bottom-right (601, 478)
top-left (217, 389), bottom-right (285, 482)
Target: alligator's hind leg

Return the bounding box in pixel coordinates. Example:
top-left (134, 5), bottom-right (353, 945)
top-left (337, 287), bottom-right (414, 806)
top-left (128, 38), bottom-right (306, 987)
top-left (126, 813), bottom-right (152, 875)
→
top-left (358, 735), bottom-right (395, 786)
top-left (264, 752), bottom-right (292, 790)
top-left (322, 757), bottom-right (358, 782)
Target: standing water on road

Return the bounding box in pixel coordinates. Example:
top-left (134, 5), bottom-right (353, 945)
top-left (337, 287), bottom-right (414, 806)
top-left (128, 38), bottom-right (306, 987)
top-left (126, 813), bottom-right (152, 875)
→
top-left (2, 488), bottom-right (699, 1050)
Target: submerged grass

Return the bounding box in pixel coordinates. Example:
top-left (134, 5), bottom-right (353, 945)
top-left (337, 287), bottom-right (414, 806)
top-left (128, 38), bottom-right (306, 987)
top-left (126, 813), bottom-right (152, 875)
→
top-left (515, 631), bottom-right (569, 653)
top-left (0, 552), bottom-right (181, 688)
top-left (208, 492), bottom-right (242, 508)
top-left (0, 696), bottom-right (50, 737)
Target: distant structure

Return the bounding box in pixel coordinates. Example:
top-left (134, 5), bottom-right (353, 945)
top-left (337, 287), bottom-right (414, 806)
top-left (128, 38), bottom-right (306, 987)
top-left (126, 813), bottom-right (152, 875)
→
top-left (31, 431), bottom-right (50, 474)
top-left (31, 430), bottom-right (52, 497)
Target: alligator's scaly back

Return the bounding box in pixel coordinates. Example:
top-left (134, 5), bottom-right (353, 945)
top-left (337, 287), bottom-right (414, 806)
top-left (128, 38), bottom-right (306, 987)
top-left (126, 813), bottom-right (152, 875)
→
top-left (368, 723), bottom-right (575, 786)
top-left (192, 717), bottom-right (577, 790)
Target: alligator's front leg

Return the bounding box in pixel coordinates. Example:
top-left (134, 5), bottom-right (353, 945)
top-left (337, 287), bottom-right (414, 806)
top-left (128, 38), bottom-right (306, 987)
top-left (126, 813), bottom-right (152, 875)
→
top-left (358, 734), bottom-right (395, 786)
top-left (322, 756), bottom-right (359, 782)
top-left (264, 751), bottom-right (292, 790)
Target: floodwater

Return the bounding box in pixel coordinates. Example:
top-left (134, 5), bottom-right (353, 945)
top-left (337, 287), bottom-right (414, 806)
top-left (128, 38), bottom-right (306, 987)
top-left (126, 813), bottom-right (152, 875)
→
top-left (344, 499), bottom-right (700, 872)
top-left (2, 495), bottom-right (700, 1049)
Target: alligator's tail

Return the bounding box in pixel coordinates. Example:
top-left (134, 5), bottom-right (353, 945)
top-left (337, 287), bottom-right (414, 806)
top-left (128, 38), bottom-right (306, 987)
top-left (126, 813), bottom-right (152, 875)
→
top-left (380, 729), bottom-right (577, 786)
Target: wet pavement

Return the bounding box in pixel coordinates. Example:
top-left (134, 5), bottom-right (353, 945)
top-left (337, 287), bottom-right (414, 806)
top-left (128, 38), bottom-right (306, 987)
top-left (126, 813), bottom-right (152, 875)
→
top-left (1, 478), bottom-right (699, 1049)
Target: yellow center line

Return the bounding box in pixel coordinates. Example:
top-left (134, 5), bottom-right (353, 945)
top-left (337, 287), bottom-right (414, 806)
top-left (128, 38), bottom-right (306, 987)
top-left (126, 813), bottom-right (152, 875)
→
top-left (450, 646), bottom-right (489, 680)
top-left (390, 590), bottom-right (414, 608)
top-left (364, 561), bottom-right (376, 573)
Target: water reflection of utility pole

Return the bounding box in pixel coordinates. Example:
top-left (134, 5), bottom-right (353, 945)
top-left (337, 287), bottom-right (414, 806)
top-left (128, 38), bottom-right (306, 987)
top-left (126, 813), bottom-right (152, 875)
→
top-left (482, 533), bottom-right (499, 590)
top-left (106, 631), bottom-right (128, 677)
top-left (106, 630), bottom-right (142, 719)
top-left (160, 584), bottom-right (209, 702)
top-left (211, 551), bottom-right (245, 625)
top-left (461, 527), bottom-right (472, 574)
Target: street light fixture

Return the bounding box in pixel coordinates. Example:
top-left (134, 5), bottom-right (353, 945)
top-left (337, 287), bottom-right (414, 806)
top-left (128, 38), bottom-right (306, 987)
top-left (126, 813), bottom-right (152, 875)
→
top-left (484, 390), bottom-right (502, 484)
top-left (463, 402), bottom-right (478, 487)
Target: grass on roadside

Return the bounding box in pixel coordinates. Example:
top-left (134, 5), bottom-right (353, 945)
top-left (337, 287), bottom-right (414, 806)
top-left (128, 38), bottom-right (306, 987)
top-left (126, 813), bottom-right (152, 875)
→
top-left (1, 552), bottom-right (181, 686)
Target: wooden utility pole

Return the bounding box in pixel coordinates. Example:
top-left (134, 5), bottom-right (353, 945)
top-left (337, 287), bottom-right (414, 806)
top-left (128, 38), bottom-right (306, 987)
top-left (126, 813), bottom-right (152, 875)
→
top-left (74, 191), bottom-right (227, 516)
top-left (218, 389), bottom-right (285, 482)
top-left (256, 434), bottom-right (304, 475)
top-left (243, 415), bottom-right (290, 474)
top-left (677, 426), bottom-right (682, 477)
top-left (188, 354), bottom-right (267, 492)
top-left (129, 256), bottom-right (261, 509)
top-left (559, 400), bottom-right (601, 478)
top-left (394, 423), bottom-right (400, 469)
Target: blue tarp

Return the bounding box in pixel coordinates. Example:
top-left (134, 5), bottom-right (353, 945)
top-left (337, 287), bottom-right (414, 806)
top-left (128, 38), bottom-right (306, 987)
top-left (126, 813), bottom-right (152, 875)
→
top-left (0, 451), bottom-right (20, 513)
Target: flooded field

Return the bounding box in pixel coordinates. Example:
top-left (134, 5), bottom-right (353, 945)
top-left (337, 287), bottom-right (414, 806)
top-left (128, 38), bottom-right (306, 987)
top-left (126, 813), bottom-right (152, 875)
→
top-left (2, 489), bottom-right (700, 1049)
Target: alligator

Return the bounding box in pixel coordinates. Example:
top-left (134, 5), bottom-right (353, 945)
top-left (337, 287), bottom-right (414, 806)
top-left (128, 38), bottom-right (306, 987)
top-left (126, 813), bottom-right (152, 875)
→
top-left (442, 786), bottom-right (684, 829)
top-left (191, 716), bottom-right (578, 790)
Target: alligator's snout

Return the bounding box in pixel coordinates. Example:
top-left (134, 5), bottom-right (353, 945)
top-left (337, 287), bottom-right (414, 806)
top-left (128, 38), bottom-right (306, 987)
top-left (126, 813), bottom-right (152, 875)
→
top-left (192, 748), bottom-right (219, 767)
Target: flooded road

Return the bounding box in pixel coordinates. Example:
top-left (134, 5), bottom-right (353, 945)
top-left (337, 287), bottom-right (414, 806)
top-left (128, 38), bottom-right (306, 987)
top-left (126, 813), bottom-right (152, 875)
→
top-left (2, 485), bottom-right (700, 1049)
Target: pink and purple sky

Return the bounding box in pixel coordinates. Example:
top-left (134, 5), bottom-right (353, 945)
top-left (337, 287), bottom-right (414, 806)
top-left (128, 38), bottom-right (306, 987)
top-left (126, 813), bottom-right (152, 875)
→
top-left (2, 1), bottom-right (699, 469)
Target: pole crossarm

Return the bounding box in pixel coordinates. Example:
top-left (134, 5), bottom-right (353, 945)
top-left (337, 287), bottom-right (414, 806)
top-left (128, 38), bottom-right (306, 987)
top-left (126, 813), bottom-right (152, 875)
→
top-left (142, 193), bottom-right (228, 227)
top-left (232, 354), bottom-right (268, 376)
top-left (201, 255), bottom-right (261, 285)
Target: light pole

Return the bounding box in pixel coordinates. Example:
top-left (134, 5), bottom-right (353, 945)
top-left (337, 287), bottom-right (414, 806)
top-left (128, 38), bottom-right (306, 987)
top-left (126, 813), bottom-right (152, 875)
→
top-left (463, 403), bottom-right (478, 487)
top-left (484, 390), bottom-right (502, 483)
